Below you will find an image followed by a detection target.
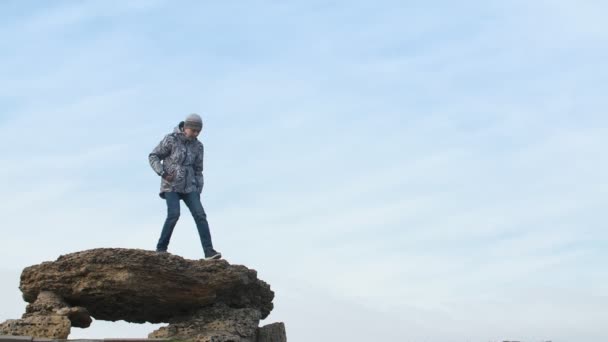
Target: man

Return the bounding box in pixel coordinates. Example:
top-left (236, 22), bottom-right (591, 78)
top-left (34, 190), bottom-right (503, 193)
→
top-left (149, 113), bottom-right (221, 260)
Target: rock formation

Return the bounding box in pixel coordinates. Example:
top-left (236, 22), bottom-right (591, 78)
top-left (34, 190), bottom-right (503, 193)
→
top-left (0, 290), bottom-right (92, 339)
top-left (0, 248), bottom-right (286, 341)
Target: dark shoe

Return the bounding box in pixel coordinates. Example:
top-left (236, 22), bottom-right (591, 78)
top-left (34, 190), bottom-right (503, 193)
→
top-left (204, 248), bottom-right (222, 260)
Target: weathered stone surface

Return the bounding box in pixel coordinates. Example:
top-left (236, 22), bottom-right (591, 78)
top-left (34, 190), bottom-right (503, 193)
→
top-left (23, 291), bottom-right (91, 328)
top-left (149, 303), bottom-right (261, 341)
top-left (257, 322), bottom-right (287, 342)
top-left (3, 248), bottom-right (285, 340)
top-left (19, 248), bottom-right (274, 324)
top-left (0, 316), bottom-right (70, 340)
top-left (0, 291), bottom-right (90, 339)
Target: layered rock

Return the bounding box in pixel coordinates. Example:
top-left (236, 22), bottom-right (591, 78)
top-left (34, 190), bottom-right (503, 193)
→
top-left (0, 291), bottom-right (90, 339)
top-left (1, 248), bottom-right (285, 341)
top-left (149, 303), bottom-right (262, 341)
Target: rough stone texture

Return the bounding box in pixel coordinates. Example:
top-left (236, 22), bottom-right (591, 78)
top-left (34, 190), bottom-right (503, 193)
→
top-left (257, 323), bottom-right (287, 342)
top-left (149, 303), bottom-right (261, 341)
top-left (3, 248), bottom-right (284, 340)
top-left (19, 248), bottom-right (274, 323)
top-left (0, 316), bottom-right (70, 340)
top-left (23, 291), bottom-right (91, 328)
top-left (0, 291), bottom-right (90, 339)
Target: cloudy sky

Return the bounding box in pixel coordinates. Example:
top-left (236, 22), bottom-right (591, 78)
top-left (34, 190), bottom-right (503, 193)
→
top-left (1, 1), bottom-right (606, 341)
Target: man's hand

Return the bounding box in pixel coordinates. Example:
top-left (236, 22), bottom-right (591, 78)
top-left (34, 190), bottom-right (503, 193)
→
top-left (162, 172), bottom-right (175, 182)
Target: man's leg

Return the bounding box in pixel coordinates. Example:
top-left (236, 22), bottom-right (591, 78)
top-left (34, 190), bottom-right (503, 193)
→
top-left (156, 192), bottom-right (181, 252)
top-left (182, 192), bottom-right (219, 258)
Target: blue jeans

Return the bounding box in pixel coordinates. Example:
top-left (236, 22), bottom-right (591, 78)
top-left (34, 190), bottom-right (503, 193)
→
top-left (156, 192), bottom-right (214, 254)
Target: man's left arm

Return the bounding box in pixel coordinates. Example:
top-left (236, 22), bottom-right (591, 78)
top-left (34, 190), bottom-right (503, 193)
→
top-left (194, 144), bottom-right (204, 193)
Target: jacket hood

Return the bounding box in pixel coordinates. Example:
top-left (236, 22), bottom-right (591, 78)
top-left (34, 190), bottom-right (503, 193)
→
top-left (173, 121), bottom-right (185, 134)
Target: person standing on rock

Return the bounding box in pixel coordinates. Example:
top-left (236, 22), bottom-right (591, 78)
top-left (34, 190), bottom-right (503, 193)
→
top-left (149, 113), bottom-right (222, 260)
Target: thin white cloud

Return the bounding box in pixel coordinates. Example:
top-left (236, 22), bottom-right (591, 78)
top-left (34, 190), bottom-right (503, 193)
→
top-left (1, 1), bottom-right (607, 341)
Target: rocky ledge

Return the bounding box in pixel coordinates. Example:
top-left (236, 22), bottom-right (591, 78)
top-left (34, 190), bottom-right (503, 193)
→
top-left (0, 248), bottom-right (286, 342)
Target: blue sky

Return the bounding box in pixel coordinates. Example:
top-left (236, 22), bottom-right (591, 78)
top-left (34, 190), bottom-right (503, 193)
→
top-left (0, 1), bottom-right (607, 341)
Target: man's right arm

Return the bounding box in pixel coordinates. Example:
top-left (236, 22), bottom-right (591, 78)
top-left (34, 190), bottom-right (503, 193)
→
top-left (149, 135), bottom-right (173, 177)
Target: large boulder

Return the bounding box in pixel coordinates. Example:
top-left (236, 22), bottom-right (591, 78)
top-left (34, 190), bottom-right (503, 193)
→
top-left (19, 248), bottom-right (274, 323)
top-left (0, 248), bottom-right (285, 341)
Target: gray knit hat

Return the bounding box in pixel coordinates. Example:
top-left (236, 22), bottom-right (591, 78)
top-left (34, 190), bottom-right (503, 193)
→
top-left (184, 113), bottom-right (203, 130)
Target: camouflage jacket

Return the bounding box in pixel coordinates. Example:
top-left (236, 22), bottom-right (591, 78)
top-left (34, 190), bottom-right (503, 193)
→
top-left (149, 122), bottom-right (204, 198)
